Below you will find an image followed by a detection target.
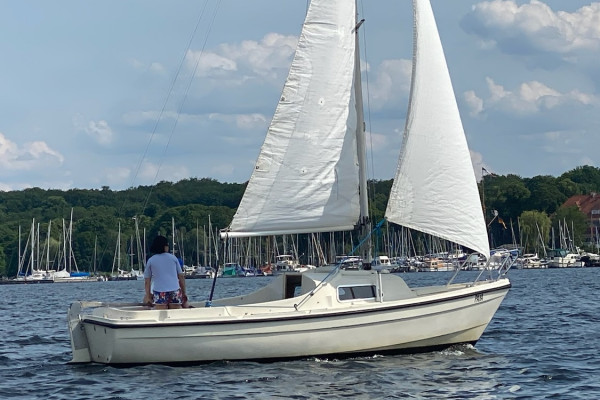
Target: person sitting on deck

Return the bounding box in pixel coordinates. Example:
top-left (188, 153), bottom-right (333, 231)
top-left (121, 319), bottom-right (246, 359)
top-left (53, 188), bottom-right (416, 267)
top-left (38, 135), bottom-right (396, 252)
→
top-left (143, 235), bottom-right (188, 309)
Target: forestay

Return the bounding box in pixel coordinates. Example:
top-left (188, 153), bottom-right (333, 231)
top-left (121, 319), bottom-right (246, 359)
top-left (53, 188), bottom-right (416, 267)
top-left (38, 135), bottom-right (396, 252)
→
top-left (223, 1), bottom-right (360, 238)
top-left (385, 0), bottom-right (490, 259)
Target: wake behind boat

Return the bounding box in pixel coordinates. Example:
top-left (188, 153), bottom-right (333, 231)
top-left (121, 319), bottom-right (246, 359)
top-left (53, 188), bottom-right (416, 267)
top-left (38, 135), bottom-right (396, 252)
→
top-left (67, 0), bottom-right (510, 364)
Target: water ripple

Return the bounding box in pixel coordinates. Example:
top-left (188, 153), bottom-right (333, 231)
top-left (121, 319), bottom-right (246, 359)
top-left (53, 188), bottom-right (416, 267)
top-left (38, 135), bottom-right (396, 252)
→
top-left (0, 270), bottom-right (599, 399)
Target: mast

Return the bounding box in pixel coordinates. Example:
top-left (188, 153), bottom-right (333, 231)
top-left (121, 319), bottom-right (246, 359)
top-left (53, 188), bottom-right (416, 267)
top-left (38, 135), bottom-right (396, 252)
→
top-left (93, 235), bottom-right (97, 274)
top-left (130, 235), bottom-right (134, 272)
top-left (68, 209), bottom-right (73, 272)
top-left (208, 215), bottom-right (212, 267)
top-left (203, 224), bottom-right (207, 267)
top-left (196, 219), bottom-right (200, 267)
top-left (31, 219), bottom-right (35, 273)
top-left (117, 221), bottom-right (121, 272)
top-left (353, 15), bottom-right (371, 265)
top-left (62, 218), bottom-right (67, 271)
top-left (46, 221), bottom-right (51, 271)
top-left (172, 217), bottom-right (176, 255)
top-left (18, 225), bottom-right (21, 275)
top-left (36, 221), bottom-right (40, 272)
top-left (133, 216), bottom-right (144, 273)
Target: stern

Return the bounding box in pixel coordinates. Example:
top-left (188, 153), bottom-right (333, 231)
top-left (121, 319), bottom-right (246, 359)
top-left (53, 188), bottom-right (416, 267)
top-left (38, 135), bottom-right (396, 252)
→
top-left (67, 301), bottom-right (92, 363)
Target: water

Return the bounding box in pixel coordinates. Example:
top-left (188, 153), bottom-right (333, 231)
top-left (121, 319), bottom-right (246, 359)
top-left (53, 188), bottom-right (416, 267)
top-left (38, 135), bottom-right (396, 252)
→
top-left (1, 268), bottom-right (599, 399)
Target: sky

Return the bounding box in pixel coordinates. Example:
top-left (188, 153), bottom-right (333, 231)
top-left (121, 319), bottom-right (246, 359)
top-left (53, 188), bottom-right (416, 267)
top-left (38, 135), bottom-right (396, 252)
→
top-left (1, 0), bottom-right (599, 191)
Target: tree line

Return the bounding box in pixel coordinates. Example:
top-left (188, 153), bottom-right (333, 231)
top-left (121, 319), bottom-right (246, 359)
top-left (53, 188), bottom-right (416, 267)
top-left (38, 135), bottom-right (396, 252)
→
top-left (1, 165), bottom-right (599, 277)
top-left (0, 178), bottom-right (243, 277)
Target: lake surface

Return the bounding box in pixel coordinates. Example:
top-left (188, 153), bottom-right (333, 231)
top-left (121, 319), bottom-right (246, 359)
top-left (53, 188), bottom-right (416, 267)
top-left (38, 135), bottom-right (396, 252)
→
top-left (1, 268), bottom-right (598, 399)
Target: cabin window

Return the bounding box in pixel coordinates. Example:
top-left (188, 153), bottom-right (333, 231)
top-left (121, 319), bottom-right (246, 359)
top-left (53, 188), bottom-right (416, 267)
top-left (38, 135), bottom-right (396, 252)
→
top-left (338, 285), bottom-right (376, 301)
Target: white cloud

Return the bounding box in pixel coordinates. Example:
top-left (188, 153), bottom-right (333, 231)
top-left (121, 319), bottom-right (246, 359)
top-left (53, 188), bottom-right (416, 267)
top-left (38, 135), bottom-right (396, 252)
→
top-left (464, 1), bottom-right (600, 59)
top-left (464, 90), bottom-right (484, 117)
top-left (365, 131), bottom-right (389, 153)
top-left (486, 77), bottom-right (510, 102)
top-left (85, 120), bottom-right (114, 145)
top-left (186, 32), bottom-right (297, 81)
top-left (470, 150), bottom-right (492, 181)
top-left (208, 112), bottom-right (268, 130)
top-left (129, 58), bottom-right (167, 75)
top-left (235, 113), bottom-right (268, 130)
top-left (185, 50), bottom-right (237, 77)
top-left (0, 133), bottom-right (18, 161)
top-left (149, 62), bottom-right (167, 75)
top-left (0, 133), bottom-right (64, 171)
top-left (73, 115), bottom-right (115, 145)
top-left (367, 59), bottom-right (412, 110)
top-left (122, 109), bottom-right (267, 132)
top-left (519, 80), bottom-right (560, 103)
top-left (472, 77), bottom-right (599, 115)
top-left (221, 33), bottom-right (298, 78)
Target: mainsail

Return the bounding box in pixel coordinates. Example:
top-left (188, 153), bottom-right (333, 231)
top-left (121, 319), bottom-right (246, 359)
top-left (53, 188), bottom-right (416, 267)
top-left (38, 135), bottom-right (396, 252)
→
top-left (224, 0), bottom-right (362, 238)
top-left (385, 0), bottom-right (490, 259)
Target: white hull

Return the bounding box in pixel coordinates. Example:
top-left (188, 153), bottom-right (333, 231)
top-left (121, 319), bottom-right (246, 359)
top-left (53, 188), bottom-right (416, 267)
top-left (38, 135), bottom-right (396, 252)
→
top-left (55, 277), bottom-right (98, 283)
top-left (548, 258), bottom-right (583, 268)
top-left (69, 270), bottom-right (510, 364)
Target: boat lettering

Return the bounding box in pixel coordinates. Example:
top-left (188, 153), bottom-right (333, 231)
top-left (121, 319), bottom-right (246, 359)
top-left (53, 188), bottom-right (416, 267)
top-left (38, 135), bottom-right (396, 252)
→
top-left (474, 293), bottom-right (484, 303)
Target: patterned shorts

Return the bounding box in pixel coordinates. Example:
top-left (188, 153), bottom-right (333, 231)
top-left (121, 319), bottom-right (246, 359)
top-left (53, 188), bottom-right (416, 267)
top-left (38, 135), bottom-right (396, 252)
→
top-left (153, 289), bottom-right (182, 305)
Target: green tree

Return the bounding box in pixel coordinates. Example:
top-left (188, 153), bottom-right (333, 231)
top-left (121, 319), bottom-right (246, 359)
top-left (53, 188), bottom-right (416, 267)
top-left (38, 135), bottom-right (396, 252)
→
top-left (0, 243), bottom-right (6, 276)
top-left (550, 206), bottom-right (588, 250)
top-left (561, 165), bottom-right (600, 193)
top-left (556, 178), bottom-right (580, 199)
top-left (518, 210), bottom-right (551, 254)
top-left (481, 174), bottom-right (530, 222)
top-left (523, 175), bottom-right (567, 215)
top-left (481, 174), bottom-right (530, 247)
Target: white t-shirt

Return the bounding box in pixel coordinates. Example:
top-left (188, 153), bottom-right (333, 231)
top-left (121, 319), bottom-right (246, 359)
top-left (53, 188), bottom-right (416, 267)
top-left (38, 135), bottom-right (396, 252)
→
top-left (144, 253), bottom-right (183, 292)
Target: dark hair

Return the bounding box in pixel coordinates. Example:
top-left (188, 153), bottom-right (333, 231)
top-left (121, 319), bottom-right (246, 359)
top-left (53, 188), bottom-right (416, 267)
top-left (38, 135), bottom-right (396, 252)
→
top-left (150, 235), bottom-right (169, 254)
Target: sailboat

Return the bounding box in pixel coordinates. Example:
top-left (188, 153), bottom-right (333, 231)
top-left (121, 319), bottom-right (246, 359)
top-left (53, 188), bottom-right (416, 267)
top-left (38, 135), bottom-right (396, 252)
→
top-left (109, 222), bottom-right (131, 280)
top-left (54, 209), bottom-right (94, 282)
top-left (67, 0), bottom-right (510, 364)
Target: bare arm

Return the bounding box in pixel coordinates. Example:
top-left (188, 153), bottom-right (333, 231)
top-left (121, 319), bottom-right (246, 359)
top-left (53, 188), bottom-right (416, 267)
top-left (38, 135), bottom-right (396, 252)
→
top-left (143, 278), bottom-right (152, 305)
top-left (178, 273), bottom-right (186, 297)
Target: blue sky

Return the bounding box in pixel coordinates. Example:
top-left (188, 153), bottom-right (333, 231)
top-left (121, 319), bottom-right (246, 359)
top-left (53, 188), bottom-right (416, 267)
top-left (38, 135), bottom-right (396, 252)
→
top-left (1, 0), bottom-right (598, 191)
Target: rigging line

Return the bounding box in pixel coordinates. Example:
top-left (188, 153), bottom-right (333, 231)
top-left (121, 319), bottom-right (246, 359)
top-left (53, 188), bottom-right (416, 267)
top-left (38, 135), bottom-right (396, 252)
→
top-left (358, 1), bottom-right (377, 217)
top-left (141, 0), bottom-right (222, 216)
top-left (110, 1), bottom-right (211, 259)
top-left (116, 0), bottom-right (211, 216)
top-left (134, 0), bottom-right (210, 189)
top-left (137, 0), bottom-right (213, 215)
